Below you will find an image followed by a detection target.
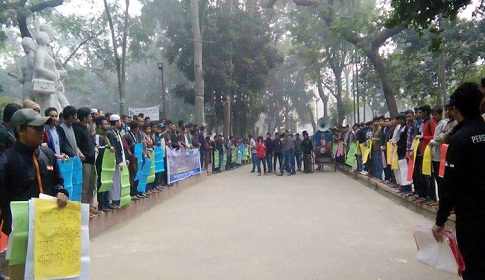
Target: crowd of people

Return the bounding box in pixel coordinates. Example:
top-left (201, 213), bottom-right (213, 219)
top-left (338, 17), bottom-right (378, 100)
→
top-left (0, 79), bottom-right (484, 279)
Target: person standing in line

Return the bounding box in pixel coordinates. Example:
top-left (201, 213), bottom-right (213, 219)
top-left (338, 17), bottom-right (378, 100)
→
top-left (198, 126), bottom-right (206, 170)
top-left (255, 136), bottom-right (267, 175)
top-left (0, 104), bottom-right (21, 155)
top-left (272, 132), bottom-right (282, 173)
top-left (415, 105), bottom-right (436, 201)
top-left (106, 114), bottom-right (129, 208)
top-left (94, 116), bottom-right (115, 212)
top-left (279, 130), bottom-right (295, 176)
top-left (73, 107), bottom-right (99, 215)
top-left (294, 133), bottom-right (303, 172)
top-left (0, 109), bottom-right (69, 280)
top-left (43, 107), bottom-right (68, 160)
top-left (264, 132), bottom-right (274, 174)
top-left (301, 131), bottom-right (313, 173)
top-left (57, 106), bottom-right (83, 159)
top-left (249, 134), bottom-right (257, 173)
top-left (432, 82), bottom-right (485, 280)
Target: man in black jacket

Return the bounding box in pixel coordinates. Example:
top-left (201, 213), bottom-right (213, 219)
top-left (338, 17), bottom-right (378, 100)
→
top-left (264, 133), bottom-right (274, 173)
top-left (432, 83), bottom-right (485, 280)
top-left (301, 131), bottom-right (313, 173)
top-left (73, 107), bottom-right (98, 215)
top-left (0, 109), bottom-right (69, 236)
top-left (272, 132), bottom-right (282, 173)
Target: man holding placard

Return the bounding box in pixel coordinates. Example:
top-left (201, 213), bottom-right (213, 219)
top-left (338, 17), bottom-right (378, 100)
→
top-left (0, 109), bottom-right (69, 278)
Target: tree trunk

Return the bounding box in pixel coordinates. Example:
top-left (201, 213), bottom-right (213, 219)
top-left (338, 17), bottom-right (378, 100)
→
top-left (365, 49), bottom-right (398, 117)
top-left (316, 82), bottom-right (328, 118)
top-left (191, 0), bottom-right (205, 125)
top-left (436, 16), bottom-right (446, 107)
top-left (224, 94), bottom-right (231, 137)
top-left (104, 0), bottom-right (129, 114)
top-left (335, 75), bottom-right (345, 125)
top-left (309, 106), bottom-right (317, 133)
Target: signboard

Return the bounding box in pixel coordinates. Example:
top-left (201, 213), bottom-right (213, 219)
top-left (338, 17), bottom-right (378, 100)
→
top-left (166, 147), bottom-right (201, 184)
top-left (128, 106), bottom-right (160, 121)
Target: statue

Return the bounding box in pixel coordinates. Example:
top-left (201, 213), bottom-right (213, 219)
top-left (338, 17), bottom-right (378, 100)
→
top-left (12, 37), bottom-right (37, 100)
top-left (33, 31), bottom-right (62, 112)
top-left (39, 24), bottom-right (70, 108)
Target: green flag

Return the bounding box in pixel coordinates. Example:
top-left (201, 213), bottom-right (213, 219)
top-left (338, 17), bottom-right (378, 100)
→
top-left (99, 150), bottom-right (116, 193)
top-left (214, 150), bottom-right (220, 168)
top-left (345, 143), bottom-right (357, 166)
top-left (9, 201), bottom-right (29, 265)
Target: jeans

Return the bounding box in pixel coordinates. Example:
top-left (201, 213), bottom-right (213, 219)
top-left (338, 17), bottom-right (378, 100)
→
top-left (273, 153), bottom-right (282, 172)
top-left (372, 150), bottom-right (383, 180)
top-left (265, 154), bottom-right (273, 173)
top-left (199, 148), bottom-right (205, 170)
top-left (295, 152), bottom-right (302, 170)
top-left (356, 154), bottom-right (363, 172)
top-left (251, 153), bottom-right (257, 171)
top-left (281, 150), bottom-right (295, 174)
top-left (257, 157), bottom-right (267, 173)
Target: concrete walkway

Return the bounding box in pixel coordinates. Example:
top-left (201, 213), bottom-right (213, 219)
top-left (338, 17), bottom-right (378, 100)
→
top-left (90, 166), bottom-right (458, 280)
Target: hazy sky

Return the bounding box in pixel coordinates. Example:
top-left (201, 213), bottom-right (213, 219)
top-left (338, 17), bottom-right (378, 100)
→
top-left (56, 0), bottom-right (143, 17)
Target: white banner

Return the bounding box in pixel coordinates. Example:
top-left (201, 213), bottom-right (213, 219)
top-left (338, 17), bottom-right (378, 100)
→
top-left (128, 106), bottom-right (160, 121)
top-left (166, 147), bottom-right (201, 184)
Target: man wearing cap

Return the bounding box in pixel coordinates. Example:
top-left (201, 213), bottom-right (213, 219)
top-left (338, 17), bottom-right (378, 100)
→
top-left (88, 108), bottom-right (99, 136)
top-left (432, 83), bottom-right (485, 279)
top-left (0, 109), bottom-right (69, 237)
top-left (107, 114), bottom-right (129, 208)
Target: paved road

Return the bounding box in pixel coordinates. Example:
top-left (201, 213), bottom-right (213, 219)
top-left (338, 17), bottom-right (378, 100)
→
top-left (90, 166), bottom-right (458, 280)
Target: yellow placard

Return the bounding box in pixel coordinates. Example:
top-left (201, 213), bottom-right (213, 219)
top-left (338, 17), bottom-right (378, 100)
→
top-left (391, 145), bottom-right (399, 170)
top-left (386, 142), bottom-right (392, 165)
top-left (34, 199), bottom-right (81, 279)
top-left (422, 145), bottom-right (432, 175)
top-left (360, 140), bottom-right (372, 164)
top-left (412, 138), bottom-right (420, 162)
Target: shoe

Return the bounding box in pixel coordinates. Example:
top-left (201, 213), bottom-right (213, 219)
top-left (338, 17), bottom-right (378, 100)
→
top-left (101, 208), bottom-right (112, 213)
top-left (89, 208), bottom-right (100, 215)
top-left (250, 170), bottom-right (255, 173)
top-left (89, 213), bottom-right (96, 218)
top-left (111, 205), bottom-right (120, 209)
top-left (277, 173), bottom-right (283, 176)
top-left (131, 196), bottom-right (140, 201)
top-left (107, 204), bottom-right (116, 210)
top-left (257, 173), bottom-right (261, 176)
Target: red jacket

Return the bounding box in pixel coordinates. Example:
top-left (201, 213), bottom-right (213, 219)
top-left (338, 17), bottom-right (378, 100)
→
top-left (421, 117), bottom-right (436, 154)
top-left (256, 142), bottom-right (266, 159)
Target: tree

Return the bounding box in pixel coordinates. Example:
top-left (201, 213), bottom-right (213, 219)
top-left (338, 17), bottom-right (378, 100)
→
top-left (103, 0), bottom-right (129, 114)
top-left (191, 0), bottom-right (204, 125)
top-left (387, 0), bottom-right (484, 31)
top-left (266, 0), bottom-right (405, 117)
top-left (0, 0), bottom-right (64, 41)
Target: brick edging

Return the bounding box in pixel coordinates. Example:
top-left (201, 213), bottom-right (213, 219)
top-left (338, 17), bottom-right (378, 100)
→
top-left (336, 165), bottom-right (456, 226)
top-left (89, 173), bottom-right (206, 239)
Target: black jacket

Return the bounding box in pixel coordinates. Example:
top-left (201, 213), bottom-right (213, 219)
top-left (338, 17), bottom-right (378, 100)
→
top-left (0, 142), bottom-right (68, 235)
top-left (73, 123), bottom-right (95, 164)
top-left (265, 138), bottom-right (274, 155)
top-left (56, 124), bottom-right (77, 157)
top-left (273, 138), bottom-right (282, 154)
top-left (0, 123), bottom-right (15, 155)
top-left (436, 119), bottom-right (485, 234)
top-left (301, 138), bottom-right (313, 155)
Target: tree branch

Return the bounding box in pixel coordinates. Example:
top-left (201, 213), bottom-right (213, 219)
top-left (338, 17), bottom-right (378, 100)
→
top-left (29, 0), bottom-right (64, 12)
top-left (371, 26), bottom-right (406, 50)
top-left (63, 29), bottom-right (105, 66)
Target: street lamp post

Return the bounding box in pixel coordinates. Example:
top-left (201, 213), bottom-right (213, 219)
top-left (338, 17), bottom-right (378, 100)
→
top-left (158, 62), bottom-right (166, 118)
